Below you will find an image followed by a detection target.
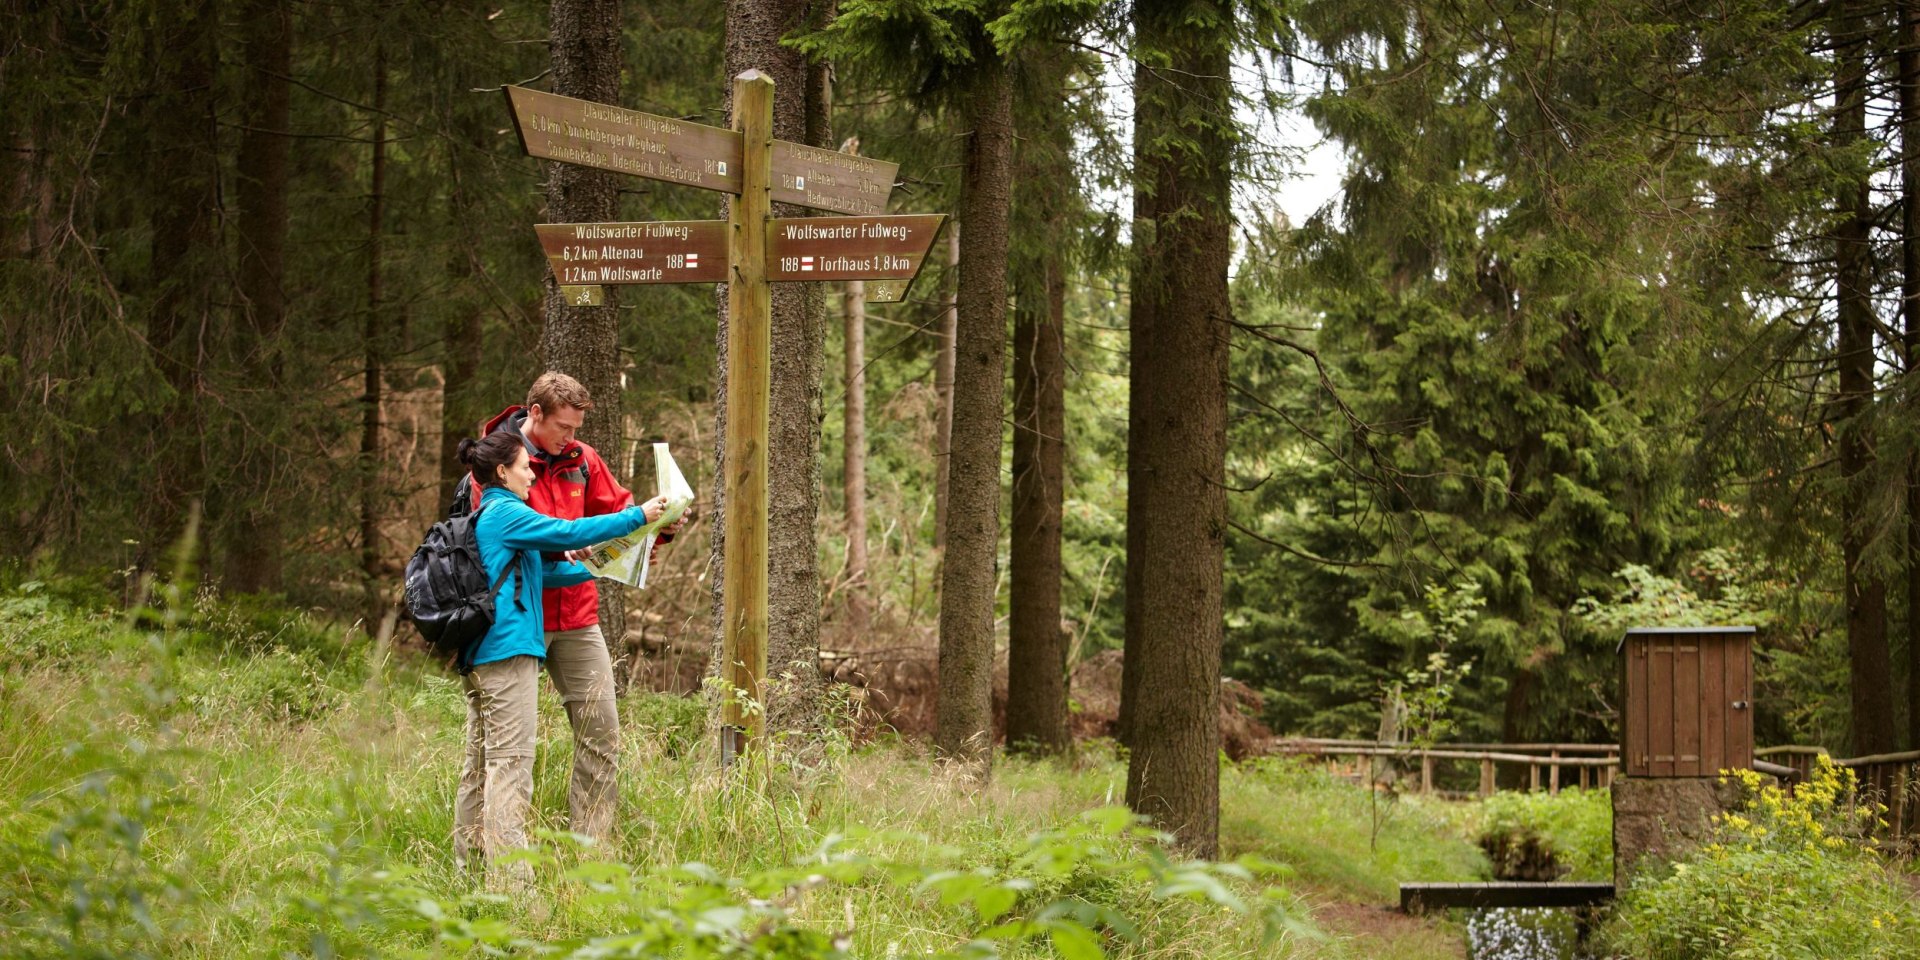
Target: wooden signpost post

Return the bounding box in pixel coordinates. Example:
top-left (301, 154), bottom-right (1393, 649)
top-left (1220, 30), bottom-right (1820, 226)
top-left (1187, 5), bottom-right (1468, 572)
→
top-left (507, 71), bottom-right (944, 761)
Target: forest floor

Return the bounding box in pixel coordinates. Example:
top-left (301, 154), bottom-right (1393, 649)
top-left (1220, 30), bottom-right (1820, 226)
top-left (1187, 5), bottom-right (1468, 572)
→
top-left (0, 595), bottom-right (1491, 958)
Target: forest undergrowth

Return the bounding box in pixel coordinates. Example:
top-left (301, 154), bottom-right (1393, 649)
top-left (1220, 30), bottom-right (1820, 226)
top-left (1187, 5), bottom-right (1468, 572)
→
top-left (0, 571), bottom-right (1492, 959)
top-left (9, 571), bottom-right (1912, 959)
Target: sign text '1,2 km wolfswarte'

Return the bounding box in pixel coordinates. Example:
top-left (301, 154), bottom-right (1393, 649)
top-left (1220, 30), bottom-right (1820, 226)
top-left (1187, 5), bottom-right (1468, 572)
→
top-left (535, 221), bottom-right (729, 286)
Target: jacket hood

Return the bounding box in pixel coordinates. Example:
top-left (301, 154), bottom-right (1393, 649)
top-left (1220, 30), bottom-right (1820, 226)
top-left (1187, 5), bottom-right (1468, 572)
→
top-left (481, 404), bottom-right (523, 438)
top-left (481, 403), bottom-right (583, 464)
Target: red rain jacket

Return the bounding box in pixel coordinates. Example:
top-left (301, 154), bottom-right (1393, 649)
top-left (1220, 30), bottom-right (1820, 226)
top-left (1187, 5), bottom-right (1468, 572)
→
top-left (469, 404), bottom-right (633, 632)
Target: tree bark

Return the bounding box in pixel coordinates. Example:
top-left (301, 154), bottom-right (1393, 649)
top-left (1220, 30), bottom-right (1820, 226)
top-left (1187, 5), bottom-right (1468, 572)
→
top-left (935, 63), bottom-right (1015, 770)
top-left (717, 0), bottom-right (830, 734)
top-left (542, 0), bottom-right (630, 679)
top-left (934, 225), bottom-right (961, 551)
top-left (144, 0), bottom-right (220, 549)
top-left (1122, 0), bottom-right (1233, 857)
top-left (1901, 0), bottom-right (1920, 751)
top-left (843, 275), bottom-right (870, 630)
top-left (441, 96), bottom-right (489, 513)
top-left (223, 0), bottom-right (293, 594)
top-left (1007, 244), bottom-right (1069, 755)
top-left (361, 42), bottom-right (388, 627)
top-left (1116, 59), bottom-right (1158, 752)
top-left (1834, 0), bottom-right (1895, 756)
top-left (1006, 71), bottom-right (1072, 756)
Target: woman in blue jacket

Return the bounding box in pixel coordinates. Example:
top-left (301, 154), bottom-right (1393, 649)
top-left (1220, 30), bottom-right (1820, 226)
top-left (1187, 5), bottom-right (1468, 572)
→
top-left (451, 430), bottom-right (665, 881)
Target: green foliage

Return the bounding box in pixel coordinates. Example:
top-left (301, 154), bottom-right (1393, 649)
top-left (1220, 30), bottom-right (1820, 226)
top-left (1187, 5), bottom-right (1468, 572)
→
top-left (297, 812), bottom-right (1308, 959)
top-left (1392, 582), bottom-right (1482, 746)
top-left (1223, 0), bottom-right (1851, 745)
top-left (1, 595), bottom-right (1328, 959)
top-left (1474, 789), bottom-right (1612, 882)
top-left (1221, 758), bottom-right (1489, 902)
top-left (1605, 760), bottom-right (1920, 959)
top-left (1, 0), bottom-right (728, 606)
top-left (1573, 548), bottom-right (1776, 631)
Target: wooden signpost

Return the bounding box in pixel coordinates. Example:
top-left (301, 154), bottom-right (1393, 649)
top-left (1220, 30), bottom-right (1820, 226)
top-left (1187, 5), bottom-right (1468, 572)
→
top-left (507, 71), bottom-right (943, 761)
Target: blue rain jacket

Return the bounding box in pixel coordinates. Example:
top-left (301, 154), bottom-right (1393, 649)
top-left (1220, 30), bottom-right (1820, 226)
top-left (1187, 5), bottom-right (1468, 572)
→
top-left (469, 485), bottom-right (648, 667)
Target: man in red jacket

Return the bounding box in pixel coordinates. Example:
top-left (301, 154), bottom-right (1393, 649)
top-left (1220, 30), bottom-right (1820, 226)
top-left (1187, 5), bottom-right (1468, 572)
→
top-left (466, 371), bottom-right (668, 843)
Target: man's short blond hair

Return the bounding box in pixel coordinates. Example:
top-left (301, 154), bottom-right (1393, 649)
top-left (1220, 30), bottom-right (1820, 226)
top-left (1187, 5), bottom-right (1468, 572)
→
top-left (526, 371), bottom-right (594, 413)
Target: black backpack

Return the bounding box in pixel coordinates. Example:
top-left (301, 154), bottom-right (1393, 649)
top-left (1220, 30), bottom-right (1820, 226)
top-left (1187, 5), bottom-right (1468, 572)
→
top-left (402, 499), bottom-right (524, 673)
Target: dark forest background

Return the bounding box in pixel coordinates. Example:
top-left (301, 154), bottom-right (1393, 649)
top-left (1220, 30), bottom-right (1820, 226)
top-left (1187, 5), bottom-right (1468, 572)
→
top-left (8, 0), bottom-right (1920, 777)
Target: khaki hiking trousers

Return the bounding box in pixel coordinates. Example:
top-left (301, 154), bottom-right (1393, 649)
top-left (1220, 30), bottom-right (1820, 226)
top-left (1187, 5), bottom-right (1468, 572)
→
top-left (454, 654), bottom-right (539, 880)
top-left (542, 624), bottom-right (621, 842)
top-left (452, 628), bottom-right (620, 876)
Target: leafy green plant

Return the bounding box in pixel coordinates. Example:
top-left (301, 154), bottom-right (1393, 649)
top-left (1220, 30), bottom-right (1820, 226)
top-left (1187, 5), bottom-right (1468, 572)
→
top-left (315, 811), bottom-right (1309, 960)
top-left (1475, 788), bottom-right (1611, 882)
top-left (1394, 580), bottom-right (1483, 749)
top-left (1605, 758), bottom-right (1920, 959)
top-left (1572, 548), bottom-right (1776, 631)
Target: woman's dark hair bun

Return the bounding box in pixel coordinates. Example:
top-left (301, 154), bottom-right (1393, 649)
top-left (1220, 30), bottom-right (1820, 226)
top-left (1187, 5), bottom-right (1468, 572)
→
top-left (461, 431), bottom-right (525, 488)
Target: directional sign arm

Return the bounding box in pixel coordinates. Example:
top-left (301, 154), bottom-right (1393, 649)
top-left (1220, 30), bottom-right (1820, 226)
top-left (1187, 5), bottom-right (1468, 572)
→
top-left (767, 214), bottom-right (946, 283)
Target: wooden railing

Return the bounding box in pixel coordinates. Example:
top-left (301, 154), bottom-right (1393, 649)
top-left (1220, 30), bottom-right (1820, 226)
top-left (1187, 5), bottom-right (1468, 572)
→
top-left (1279, 739), bottom-right (1920, 841)
top-left (1270, 739), bottom-right (1619, 797)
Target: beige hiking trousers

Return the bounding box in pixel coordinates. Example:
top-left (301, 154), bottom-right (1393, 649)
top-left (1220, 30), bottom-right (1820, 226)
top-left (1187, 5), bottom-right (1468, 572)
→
top-left (543, 624), bottom-right (621, 842)
top-left (454, 654), bottom-right (539, 880)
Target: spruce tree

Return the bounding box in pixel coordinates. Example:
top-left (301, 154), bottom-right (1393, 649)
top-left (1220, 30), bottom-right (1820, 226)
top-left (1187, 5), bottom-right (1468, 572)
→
top-left (1122, 0), bottom-right (1236, 857)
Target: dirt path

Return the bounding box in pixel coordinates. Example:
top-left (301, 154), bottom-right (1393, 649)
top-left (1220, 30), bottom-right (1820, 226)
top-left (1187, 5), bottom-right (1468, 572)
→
top-left (1304, 884), bottom-right (1466, 960)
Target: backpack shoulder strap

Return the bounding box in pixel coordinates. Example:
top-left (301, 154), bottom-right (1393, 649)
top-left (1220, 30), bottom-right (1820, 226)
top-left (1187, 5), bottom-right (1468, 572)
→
top-left (489, 553), bottom-right (519, 595)
top-left (472, 497), bottom-right (529, 610)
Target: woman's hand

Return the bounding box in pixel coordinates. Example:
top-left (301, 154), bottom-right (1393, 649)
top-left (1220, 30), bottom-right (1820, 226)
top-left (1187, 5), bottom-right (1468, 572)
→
top-left (641, 495), bottom-right (670, 524)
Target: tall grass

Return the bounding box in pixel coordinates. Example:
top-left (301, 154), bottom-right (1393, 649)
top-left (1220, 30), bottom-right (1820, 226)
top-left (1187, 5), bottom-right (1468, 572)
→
top-left (0, 572), bottom-right (1495, 958)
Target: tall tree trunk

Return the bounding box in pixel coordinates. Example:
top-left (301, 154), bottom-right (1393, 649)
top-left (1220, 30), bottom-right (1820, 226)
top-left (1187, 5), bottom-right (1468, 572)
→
top-left (145, 0), bottom-right (220, 550)
top-left (437, 1), bottom-right (495, 513)
top-left (717, 0), bottom-right (831, 734)
top-left (1006, 66), bottom-right (1072, 756)
top-left (843, 275), bottom-right (870, 630)
top-left (6, 11), bottom-right (57, 265)
top-left (1122, 0), bottom-right (1233, 857)
top-left (223, 0), bottom-right (293, 594)
top-left (542, 0), bottom-right (630, 680)
top-left (935, 63), bottom-right (1015, 769)
top-left (361, 42), bottom-right (388, 627)
top-left (934, 225), bottom-right (960, 549)
top-left (441, 117), bottom-right (488, 513)
top-left (1115, 62), bottom-right (1158, 753)
top-left (1835, 0), bottom-right (1895, 756)
top-left (1901, 0), bottom-right (1920, 751)
top-left (1007, 245), bottom-right (1069, 755)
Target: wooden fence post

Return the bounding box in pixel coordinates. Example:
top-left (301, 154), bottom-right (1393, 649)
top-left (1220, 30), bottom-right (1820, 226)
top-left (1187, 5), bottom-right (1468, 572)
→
top-left (1893, 764), bottom-right (1909, 840)
top-left (1479, 757), bottom-right (1495, 798)
top-left (1549, 749), bottom-right (1561, 794)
